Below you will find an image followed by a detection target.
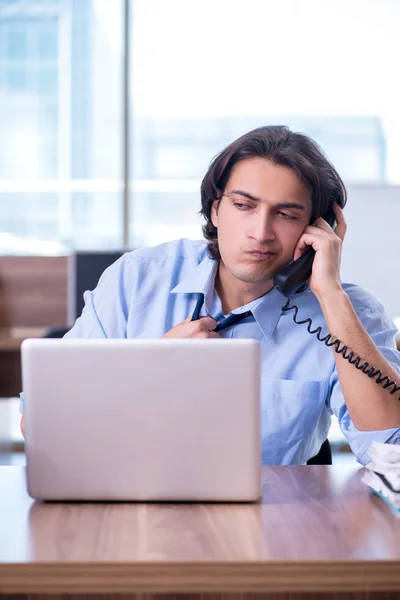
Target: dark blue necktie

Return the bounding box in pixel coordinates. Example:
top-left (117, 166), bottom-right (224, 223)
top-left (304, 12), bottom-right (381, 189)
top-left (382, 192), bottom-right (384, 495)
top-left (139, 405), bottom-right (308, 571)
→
top-left (191, 293), bottom-right (252, 332)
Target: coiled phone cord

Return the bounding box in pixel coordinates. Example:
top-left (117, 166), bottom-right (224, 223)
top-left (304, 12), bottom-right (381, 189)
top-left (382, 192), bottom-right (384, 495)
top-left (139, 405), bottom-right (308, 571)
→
top-left (281, 297), bottom-right (400, 398)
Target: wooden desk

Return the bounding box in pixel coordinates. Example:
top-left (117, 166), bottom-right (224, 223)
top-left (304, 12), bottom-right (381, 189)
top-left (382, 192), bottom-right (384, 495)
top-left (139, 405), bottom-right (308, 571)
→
top-left (0, 465), bottom-right (399, 600)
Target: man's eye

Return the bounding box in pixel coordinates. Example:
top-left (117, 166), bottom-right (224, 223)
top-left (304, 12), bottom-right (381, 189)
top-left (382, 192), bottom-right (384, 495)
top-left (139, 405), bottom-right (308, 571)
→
top-left (277, 211), bottom-right (297, 220)
top-left (233, 202), bottom-right (251, 211)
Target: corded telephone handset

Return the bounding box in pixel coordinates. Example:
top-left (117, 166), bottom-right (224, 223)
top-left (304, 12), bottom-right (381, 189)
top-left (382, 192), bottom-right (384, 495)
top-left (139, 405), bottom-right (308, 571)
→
top-left (273, 206), bottom-right (336, 297)
top-left (273, 206), bottom-right (400, 400)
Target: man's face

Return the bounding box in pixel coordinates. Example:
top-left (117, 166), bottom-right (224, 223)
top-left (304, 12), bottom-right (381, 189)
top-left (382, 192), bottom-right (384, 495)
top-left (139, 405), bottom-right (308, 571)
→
top-left (211, 157), bottom-right (312, 291)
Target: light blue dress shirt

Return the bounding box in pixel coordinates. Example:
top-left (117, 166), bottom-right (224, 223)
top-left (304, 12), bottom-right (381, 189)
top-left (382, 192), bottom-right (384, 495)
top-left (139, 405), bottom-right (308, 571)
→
top-left (31, 238), bottom-right (400, 464)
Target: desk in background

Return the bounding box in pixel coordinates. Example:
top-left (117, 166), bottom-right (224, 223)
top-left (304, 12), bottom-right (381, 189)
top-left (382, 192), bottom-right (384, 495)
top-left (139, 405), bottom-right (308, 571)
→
top-left (0, 256), bottom-right (68, 397)
top-left (0, 328), bottom-right (47, 397)
top-left (0, 465), bottom-right (399, 600)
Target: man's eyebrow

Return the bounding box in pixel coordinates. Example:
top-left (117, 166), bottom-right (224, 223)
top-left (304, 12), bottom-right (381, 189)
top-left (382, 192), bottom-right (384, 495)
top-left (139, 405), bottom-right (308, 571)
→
top-left (227, 189), bottom-right (306, 211)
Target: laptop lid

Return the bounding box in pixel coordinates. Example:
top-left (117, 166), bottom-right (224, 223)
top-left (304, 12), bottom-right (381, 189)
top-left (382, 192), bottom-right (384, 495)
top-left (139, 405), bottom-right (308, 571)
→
top-left (22, 338), bottom-right (261, 502)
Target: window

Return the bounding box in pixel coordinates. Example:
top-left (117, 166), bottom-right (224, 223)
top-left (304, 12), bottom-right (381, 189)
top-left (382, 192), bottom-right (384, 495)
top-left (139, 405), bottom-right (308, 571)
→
top-left (7, 29), bottom-right (26, 59)
top-left (0, 0), bottom-right (123, 253)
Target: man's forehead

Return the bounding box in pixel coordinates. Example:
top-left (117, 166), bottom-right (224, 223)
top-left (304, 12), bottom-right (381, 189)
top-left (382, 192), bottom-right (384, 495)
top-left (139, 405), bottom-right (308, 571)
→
top-left (228, 161), bottom-right (309, 189)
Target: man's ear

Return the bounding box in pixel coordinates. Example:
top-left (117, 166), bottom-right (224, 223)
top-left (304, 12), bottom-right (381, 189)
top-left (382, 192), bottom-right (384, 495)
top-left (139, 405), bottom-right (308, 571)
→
top-left (211, 199), bottom-right (219, 227)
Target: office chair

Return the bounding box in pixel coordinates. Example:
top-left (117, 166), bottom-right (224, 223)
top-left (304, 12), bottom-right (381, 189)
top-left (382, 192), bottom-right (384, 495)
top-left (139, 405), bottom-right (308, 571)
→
top-left (306, 439), bottom-right (332, 465)
top-left (43, 326), bottom-right (70, 338)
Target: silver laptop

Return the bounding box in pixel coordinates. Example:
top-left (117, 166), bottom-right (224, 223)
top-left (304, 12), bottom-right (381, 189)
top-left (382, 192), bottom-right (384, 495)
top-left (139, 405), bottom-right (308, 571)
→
top-left (21, 338), bottom-right (261, 502)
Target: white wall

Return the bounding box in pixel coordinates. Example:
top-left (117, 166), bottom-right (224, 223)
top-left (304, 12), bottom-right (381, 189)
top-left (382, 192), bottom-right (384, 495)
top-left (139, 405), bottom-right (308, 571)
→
top-left (341, 185), bottom-right (400, 319)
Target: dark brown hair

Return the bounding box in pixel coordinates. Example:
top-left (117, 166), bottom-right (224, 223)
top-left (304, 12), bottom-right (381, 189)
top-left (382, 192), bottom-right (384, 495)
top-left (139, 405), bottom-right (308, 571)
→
top-left (200, 125), bottom-right (347, 260)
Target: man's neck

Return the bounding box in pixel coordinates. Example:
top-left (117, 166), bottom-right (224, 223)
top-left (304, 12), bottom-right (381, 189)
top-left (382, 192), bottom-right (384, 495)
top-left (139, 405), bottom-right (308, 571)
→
top-left (215, 262), bottom-right (274, 314)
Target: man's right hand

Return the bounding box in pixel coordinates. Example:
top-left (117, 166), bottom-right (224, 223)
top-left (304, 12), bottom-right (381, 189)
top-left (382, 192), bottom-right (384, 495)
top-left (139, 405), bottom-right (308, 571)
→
top-left (163, 316), bottom-right (220, 339)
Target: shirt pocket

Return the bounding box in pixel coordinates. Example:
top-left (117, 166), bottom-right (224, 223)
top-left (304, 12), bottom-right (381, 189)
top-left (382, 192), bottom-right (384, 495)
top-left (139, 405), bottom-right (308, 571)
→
top-left (260, 377), bottom-right (329, 448)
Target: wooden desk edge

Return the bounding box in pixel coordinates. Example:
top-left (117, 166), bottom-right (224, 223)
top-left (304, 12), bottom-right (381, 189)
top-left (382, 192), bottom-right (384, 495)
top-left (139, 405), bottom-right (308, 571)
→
top-left (1, 561), bottom-right (400, 594)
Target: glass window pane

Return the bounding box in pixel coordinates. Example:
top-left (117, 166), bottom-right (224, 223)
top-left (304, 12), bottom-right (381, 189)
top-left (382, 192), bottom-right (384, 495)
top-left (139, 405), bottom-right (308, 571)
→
top-left (36, 67), bottom-right (57, 94)
top-left (0, 192), bottom-right (122, 254)
top-left (37, 27), bottom-right (58, 58)
top-left (6, 30), bottom-right (26, 59)
top-left (131, 190), bottom-right (202, 247)
top-left (0, 0), bottom-right (124, 254)
top-left (7, 67), bottom-right (26, 89)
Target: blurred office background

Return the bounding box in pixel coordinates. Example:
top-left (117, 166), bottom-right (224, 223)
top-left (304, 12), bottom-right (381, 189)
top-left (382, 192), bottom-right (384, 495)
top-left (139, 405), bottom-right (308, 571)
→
top-left (0, 0), bottom-right (399, 464)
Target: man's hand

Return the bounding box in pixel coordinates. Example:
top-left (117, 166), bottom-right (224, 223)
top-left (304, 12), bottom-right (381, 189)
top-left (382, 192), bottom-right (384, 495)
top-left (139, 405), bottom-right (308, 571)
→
top-left (163, 316), bottom-right (220, 339)
top-left (294, 202), bottom-right (347, 301)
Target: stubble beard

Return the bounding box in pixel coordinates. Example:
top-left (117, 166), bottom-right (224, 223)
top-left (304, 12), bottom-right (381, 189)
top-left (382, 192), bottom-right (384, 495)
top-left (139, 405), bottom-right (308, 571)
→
top-left (225, 257), bottom-right (287, 286)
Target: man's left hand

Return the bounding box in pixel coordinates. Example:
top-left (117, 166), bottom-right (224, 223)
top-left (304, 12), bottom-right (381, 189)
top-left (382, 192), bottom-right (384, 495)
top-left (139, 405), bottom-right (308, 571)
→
top-left (293, 202), bottom-right (347, 300)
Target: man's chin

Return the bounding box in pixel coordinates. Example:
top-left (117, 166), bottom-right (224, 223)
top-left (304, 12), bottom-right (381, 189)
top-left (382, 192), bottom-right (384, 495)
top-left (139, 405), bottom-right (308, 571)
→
top-left (231, 267), bottom-right (279, 286)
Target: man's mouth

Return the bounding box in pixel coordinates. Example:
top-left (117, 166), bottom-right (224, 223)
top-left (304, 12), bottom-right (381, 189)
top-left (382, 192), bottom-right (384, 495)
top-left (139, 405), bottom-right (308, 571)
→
top-left (247, 250), bottom-right (277, 260)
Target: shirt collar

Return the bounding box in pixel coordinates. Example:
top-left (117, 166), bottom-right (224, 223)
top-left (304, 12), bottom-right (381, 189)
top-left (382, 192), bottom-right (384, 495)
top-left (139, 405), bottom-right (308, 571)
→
top-left (170, 254), bottom-right (286, 339)
top-left (170, 254), bottom-right (217, 302)
top-left (250, 286), bottom-right (287, 339)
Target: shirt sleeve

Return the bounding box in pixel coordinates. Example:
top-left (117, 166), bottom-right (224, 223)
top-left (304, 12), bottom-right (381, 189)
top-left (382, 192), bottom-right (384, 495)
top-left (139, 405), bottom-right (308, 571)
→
top-left (328, 294), bottom-right (400, 465)
top-left (64, 254), bottom-right (131, 339)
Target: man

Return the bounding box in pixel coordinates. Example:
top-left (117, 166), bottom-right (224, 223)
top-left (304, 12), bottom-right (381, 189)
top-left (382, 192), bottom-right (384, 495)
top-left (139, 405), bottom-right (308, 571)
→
top-left (20, 126), bottom-right (400, 464)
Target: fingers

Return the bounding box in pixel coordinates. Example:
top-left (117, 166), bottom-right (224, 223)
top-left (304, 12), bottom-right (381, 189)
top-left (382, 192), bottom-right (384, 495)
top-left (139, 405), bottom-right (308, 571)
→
top-left (305, 224), bottom-right (331, 237)
top-left (332, 201), bottom-right (347, 241)
top-left (197, 316), bottom-right (218, 331)
top-left (207, 331), bottom-right (221, 339)
top-left (20, 415), bottom-right (25, 439)
top-left (163, 315), bottom-right (219, 339)
top-left (313, 217), bottom-right (333, 234)
top-left (293, 229), bottom-right (342, 262)
top-left (311, 203), bottom-right (346, 241)
top-left (293, 233), bottom-right (316, 261)
top-left (195, 330), bottom-right (221, 339)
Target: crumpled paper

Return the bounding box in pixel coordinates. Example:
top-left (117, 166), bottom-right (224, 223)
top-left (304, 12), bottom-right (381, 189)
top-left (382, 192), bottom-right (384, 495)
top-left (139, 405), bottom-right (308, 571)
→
top-left (361, 441), bottom-right (400, 516)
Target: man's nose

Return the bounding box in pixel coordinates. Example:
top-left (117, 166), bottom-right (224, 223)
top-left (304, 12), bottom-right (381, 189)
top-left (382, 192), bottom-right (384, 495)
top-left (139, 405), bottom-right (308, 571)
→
top-left (250, 214), bottom-right (275, 242)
